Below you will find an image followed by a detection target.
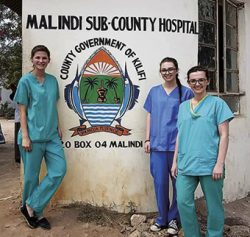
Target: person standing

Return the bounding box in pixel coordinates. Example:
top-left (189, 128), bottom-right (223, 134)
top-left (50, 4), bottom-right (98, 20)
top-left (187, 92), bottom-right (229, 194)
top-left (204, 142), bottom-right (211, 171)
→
top-left (9, 84), bottom-right (21, 163)
top-left (171, 66), bottom-right (234, 237)
top-left (14, 45), bottom-right (67, 229)
top-left (144, 57), bottom-right (193, 235)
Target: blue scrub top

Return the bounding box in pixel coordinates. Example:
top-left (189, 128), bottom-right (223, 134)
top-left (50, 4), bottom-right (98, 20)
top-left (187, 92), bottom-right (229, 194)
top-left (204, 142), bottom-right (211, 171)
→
top-left (14, 72), bottom-right (60, 143)
top-left (144, 85), bottom-right (193, 151)
top-left (177, 95), bottom-right (234, 176)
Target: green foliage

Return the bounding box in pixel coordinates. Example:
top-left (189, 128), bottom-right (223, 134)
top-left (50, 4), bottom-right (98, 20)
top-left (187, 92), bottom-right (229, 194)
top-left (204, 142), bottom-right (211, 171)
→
top-left (0, 101), bottom-right (14, 119)
top-left (0, 4), bottom-right (22, 89)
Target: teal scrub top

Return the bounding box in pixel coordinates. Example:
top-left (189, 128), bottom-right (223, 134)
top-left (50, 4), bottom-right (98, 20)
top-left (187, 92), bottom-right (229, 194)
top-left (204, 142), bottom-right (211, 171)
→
top-left (177, 95), bottom-right (234, 176)
top-left (14, 72), bottom-right (60, 144)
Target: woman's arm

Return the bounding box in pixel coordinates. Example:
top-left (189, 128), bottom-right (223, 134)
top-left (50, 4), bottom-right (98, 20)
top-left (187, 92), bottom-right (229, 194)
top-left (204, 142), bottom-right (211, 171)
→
top-left (212, 121), bottom-right (229, 180)
top-left (19, 104), bottom-right (32, 152)
top-left (171, 135), bottom-right (179, 178)
top-left (144, 112), bottom-right (151, 153)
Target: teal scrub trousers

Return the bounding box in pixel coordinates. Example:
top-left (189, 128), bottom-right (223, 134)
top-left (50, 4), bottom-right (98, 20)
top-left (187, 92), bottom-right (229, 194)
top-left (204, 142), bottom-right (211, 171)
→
top-left (176, 174), bottom-right (224, 237)
top-left (19, 136), bottom-right (66, 217)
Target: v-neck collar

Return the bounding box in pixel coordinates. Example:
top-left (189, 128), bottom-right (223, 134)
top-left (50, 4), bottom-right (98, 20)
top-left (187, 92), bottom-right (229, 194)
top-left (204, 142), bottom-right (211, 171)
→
top-left (30, 72), bottom-right (46, 85)
top-left (161, 84), bottom-right (178, 96)
top-left (189, 95), bottom-right (209, 118)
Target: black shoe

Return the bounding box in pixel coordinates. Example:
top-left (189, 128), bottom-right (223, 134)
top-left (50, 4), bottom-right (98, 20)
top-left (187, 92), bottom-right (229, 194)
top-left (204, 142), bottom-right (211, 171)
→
top-left (20, 205), bottom-right (38, 229)
top-left (37, 217), bottom-right (51, 230)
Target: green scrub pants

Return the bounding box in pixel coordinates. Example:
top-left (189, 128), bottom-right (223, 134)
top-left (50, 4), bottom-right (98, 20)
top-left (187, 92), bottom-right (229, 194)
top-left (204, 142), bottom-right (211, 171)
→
top-left (176, 174), bottom-right (224, 237)
top-left (19, 136), bottom-right (66, 217)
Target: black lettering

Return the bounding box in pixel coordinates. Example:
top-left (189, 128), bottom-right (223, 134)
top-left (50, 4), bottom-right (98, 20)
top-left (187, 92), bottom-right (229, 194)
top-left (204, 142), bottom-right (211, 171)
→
top-left (26, 14), bottom-right (38, 29)
top-left (86, 16), bottom-right (93, 30)
top-left (177, 20), bottom-right (183, 33)
top-left (86, 141), bottom-right (91, 148)
top-left (172, 19), bottom-right (177, 32)
top-left (71, 16), bottom-right (80, 30)
top-left (159, 18), bottom-right (165, 32)
top-left (109, 141), bottom-right (117, 148)
top-left (65, 141), bottom-right (71, 148)
top-left (48, 15), bottom-right (57, 29)
top-left (149, 17), bottom-right (157, 31)
top-left (133, 17), bottom-right (141, 31)
top-left (101, 16), bottom-right (108, 30)
top-left (74, 141), bottom-right (92, 148)
top-left (39, 15), bottom-right (48, 29)
top-left (88, 38), bottom-right (94, 47)
top-left (166, 19), bottom-right (172, 32)
top-left (103, 38), bottom-right (111, 45)
top-left (93, 38), bottom-right (100, 46)
top-left (95, 141), bottom-right (101, 148)
top-left (60, 74), bottom-right (68, 80)
top-left (189, 21), bottom-right (199, 34)
top-left (111, 16), bottom-right (119, 31)
top-left (61, 16), bottom-right (71, 29)
top-left (86, 16), bottom-right (108, 31)
top-left (110, 39), bottom-right (118, 48)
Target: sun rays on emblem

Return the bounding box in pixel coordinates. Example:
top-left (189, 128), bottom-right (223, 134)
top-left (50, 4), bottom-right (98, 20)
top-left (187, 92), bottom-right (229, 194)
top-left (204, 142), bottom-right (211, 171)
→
top-left (84, 62), bottom-right (120, 76)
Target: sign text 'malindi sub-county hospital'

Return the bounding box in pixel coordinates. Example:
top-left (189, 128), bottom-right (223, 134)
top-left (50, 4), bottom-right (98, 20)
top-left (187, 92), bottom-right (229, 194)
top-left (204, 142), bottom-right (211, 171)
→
top-left (25, 14), bottom-right (199, 34)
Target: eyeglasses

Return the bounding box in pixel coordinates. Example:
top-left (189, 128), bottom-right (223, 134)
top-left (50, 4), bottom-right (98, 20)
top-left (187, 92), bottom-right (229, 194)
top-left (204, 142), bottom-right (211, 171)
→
top-left (160, 67), bottom-right (176, 74)
top-left (188, 78), bottom-right (207, 85)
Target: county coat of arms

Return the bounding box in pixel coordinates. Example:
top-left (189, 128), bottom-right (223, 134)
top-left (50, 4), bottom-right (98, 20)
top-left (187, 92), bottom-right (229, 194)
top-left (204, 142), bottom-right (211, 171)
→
top-left (65, 47), bottom-right (140, 136)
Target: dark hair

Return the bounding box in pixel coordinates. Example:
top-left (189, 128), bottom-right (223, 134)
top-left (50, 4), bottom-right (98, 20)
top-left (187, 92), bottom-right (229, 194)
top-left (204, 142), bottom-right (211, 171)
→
top-left (160, 57), bottom-right (182, 103)
top-left (187, 65), bottom-right (209, 80)
top-left (31, 45), bottom-right (50, 59)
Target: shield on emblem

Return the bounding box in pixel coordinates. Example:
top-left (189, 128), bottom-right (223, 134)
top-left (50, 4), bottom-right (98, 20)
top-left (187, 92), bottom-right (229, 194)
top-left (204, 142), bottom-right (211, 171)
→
top-left (79, 47), bottom-right (124, 126)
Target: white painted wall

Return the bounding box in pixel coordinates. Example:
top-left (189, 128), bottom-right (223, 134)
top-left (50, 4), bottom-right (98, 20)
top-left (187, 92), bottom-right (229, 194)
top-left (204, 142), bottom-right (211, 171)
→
top-left (22, 0), bottom-right (250, 212)
top-left (222, 0), bottom-right (250, 202)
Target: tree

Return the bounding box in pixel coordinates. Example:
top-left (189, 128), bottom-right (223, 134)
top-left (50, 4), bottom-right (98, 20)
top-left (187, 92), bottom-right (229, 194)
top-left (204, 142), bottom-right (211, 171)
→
top-left (82, 77), bottom-right (98, 103)
top-left (0, 4), bottom-right (22, 89)
top-left (105, 77), bottom-right (120, 103)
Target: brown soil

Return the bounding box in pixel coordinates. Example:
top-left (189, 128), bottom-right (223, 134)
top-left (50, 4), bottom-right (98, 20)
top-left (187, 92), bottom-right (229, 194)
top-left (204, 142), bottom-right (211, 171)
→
top-left (0, 118), bottom-right (126, 237)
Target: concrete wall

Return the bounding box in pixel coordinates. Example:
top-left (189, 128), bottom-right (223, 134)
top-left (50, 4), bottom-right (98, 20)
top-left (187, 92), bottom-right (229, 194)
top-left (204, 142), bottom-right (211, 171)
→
top-left (222, 0), bottom-right (250, 202)
top-left (22, 0), bottom-right (250, 212)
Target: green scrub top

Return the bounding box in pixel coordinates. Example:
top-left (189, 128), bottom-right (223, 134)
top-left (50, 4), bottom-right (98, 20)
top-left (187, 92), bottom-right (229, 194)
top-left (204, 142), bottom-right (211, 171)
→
top-left (14, 72), bottom-right (59, 144)
top-left (177, 95), bottom-right (234, 176)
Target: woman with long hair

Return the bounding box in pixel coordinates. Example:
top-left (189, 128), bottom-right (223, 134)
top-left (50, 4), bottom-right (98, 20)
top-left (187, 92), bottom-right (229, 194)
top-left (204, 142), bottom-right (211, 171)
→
top-left (144, 57), bottom-right (193, 235)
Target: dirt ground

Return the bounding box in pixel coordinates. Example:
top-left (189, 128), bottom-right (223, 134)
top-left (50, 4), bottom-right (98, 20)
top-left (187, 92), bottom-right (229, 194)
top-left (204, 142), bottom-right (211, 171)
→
top-left (0, 118), bottom-right (250, 237)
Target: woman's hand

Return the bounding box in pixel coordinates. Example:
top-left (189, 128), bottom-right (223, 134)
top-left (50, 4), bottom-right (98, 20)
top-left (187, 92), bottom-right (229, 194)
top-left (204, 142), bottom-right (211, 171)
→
top-left (144, 141), bottom-right (150, 153)
top-left (212, 162), bottom-right (224, 180)
top-left (213, 121), bottom-right (229, 180)
top-left (19, 104), bottom-right (31, 152)
top-left (22, 136), bottom-right (32, 152)
top-left (58, 127), bottom-right (63, 139)
top-left (171, 136), bottom-right (179, 178)
top-left (171, 160), bottom-right (178, 178)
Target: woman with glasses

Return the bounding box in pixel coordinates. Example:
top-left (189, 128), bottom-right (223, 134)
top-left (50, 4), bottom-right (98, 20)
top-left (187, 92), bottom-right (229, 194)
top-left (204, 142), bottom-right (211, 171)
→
top-left (171, 66), bottom-right (234, 237)
top-left (14, 45), bottom-right (67, 230)
top-left (144, 57), bottom-right (193, 235)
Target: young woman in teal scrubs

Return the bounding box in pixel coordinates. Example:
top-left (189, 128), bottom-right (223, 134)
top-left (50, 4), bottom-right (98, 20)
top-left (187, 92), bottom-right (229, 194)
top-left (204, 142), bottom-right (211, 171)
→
top-left (172, 66), bottom-right (234, 237)
top-left (14, 45), bottom-right (66, 229)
